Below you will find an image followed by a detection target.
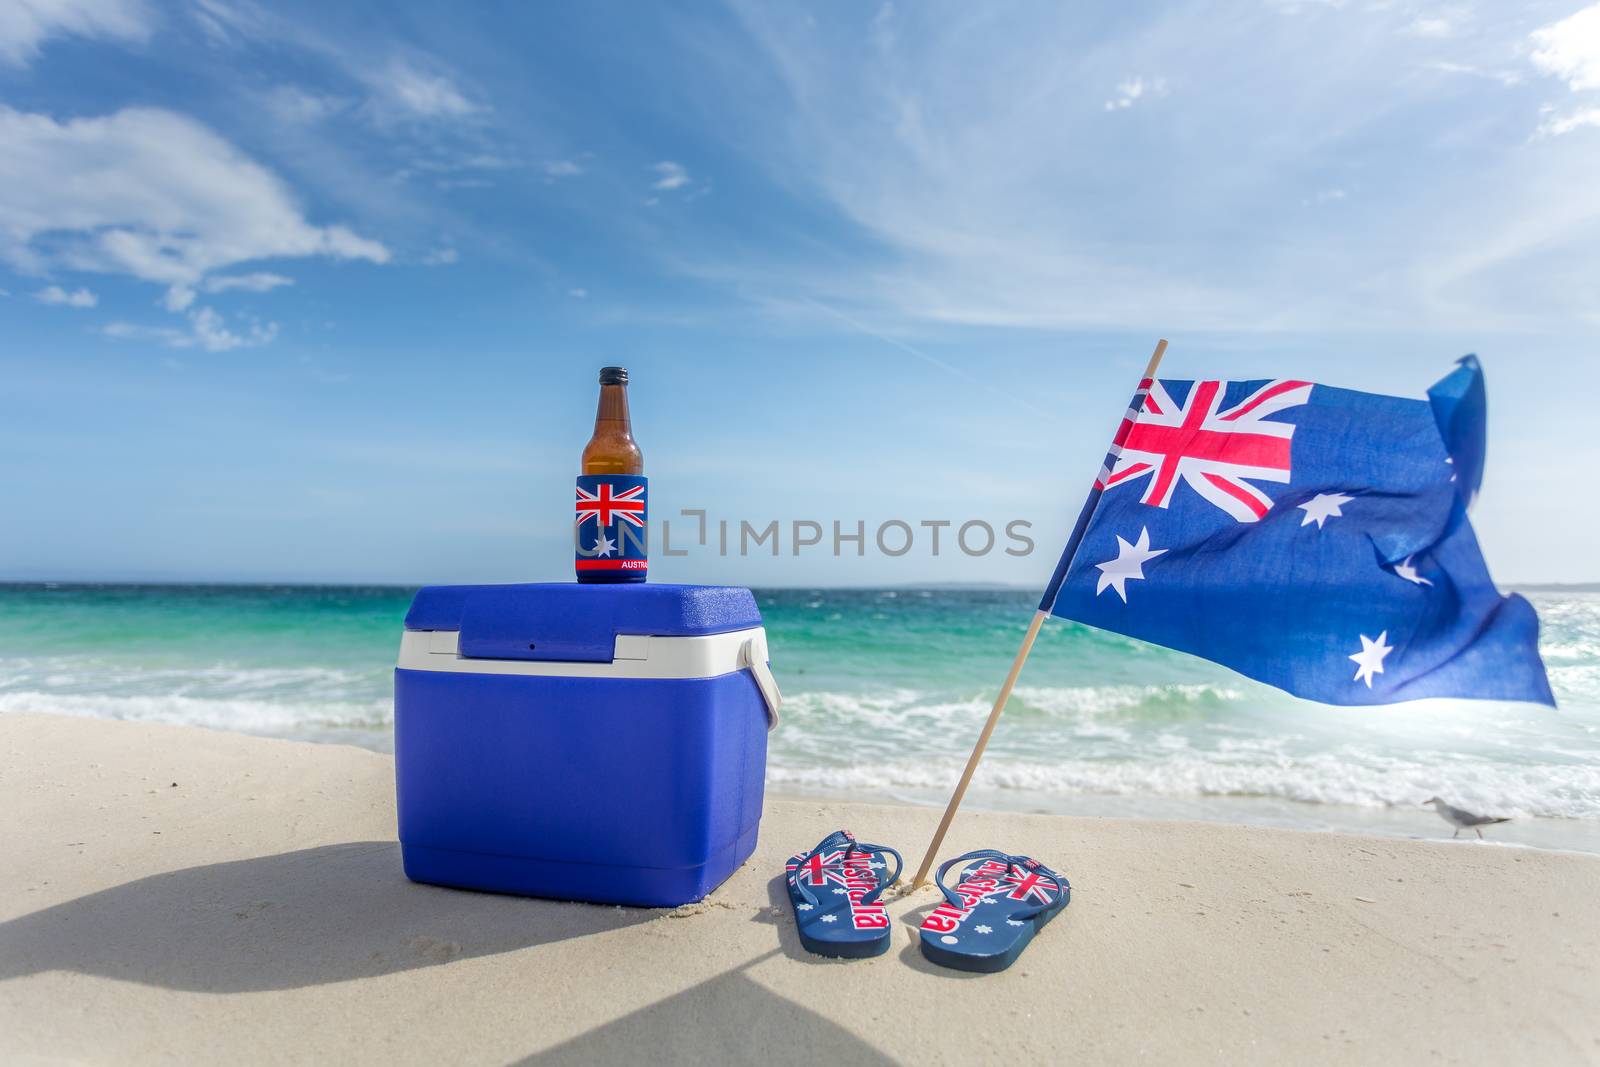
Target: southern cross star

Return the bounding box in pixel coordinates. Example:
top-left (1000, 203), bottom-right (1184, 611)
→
top-left (820, 914), bottom-right (838, 923)
top-left (1349, 630), bottom-right (1394, 688)
top-left (831, 887), bottom-right (847, 895)
top-left (1393, 556), bottom-right (1433, 586)
top-left (975, 925), bottom-right (993, 934)
top-left (796, 903), bottom-right (813, 911)
top-left (1094, 526), bottom-right (1166, 603)
top-left (1006, 919), bottom-right (1026, 927)
top-left (1298, 492), bottom-right (1353, 529)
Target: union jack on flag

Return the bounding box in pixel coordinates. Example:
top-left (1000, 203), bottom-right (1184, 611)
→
top-left (575, 482), bottom-right (646, 528)
top-left (1098, 378), bottom-right (1312, 522)
top-left (1042, 356), bottom-right (1552, 707)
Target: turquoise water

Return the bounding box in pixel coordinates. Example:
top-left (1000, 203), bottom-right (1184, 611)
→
top-left (2, 583), bottom-right (1597, 851)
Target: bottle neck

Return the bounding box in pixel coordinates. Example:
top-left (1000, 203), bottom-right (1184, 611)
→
top-left (595, 383), bottom-right (631, 428)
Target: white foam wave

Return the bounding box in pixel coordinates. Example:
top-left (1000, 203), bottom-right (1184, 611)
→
top-left (781, 683), bottom-right (1248, 722)
top-left (0, 691), bottom-right (391, 735)
top-left (765, 752), bottom-right (1600, 820)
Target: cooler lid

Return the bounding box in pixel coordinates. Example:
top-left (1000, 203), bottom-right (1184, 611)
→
top-left (403, 583), bottom-right (762, 664)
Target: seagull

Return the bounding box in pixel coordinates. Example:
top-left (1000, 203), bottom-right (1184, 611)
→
top-left (1423, 797), bottom-right (1511, 839)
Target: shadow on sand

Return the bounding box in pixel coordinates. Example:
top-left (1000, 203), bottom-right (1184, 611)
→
top-left (0, 841), bottom-right (654, 992)
top-left (513, 949), bottom-right (898, 1066)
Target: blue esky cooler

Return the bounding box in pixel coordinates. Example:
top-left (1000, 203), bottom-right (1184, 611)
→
top-left (394, 583), bottom-right (779, 907)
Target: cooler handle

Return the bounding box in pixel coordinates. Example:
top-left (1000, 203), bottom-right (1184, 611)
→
top-left (739, 633), bottom-right (781, 731)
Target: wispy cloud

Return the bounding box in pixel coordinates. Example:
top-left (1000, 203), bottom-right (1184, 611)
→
top-left (259, 84), bottom-right (348, 124)
top-left (365, 57), bottom-right (478, 123)
top-left (1104, 76), bottom-right (1167, 111)
top-left (543, 159), bottom-right (584, 178)
top-left (204, 272), bottom-right (294, 294)
top-left (34, 284), bottom-right (98, 307)
top-left (102, 306), bottom-right (278, 352)
top-left (1427, 60), bottom-right (1522, 88)
top-left (651, 160), bottom-right (691, 190)
top-left (164, 272), bottom-right (294, 306)
top-left (189, 5), bottom-right (482, 129)
top-left (0, 0), bottom-right (151, 67)
top-left (188, 306), bottom-right (276, 350)
top-left (691, 1), bottom-right (1600, 333)
top-left (1408, 15), bottom-right (1454, 39)
top-left (1538, 106), bottom-right (1600, 137)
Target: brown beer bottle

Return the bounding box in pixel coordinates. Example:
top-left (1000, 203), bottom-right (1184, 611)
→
top-left (582, 367), bottom-right (643, 476)
top-left (575, 367), bottom-right (647, 582)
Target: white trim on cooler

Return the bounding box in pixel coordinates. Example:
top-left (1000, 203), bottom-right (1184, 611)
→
top-left (396, 626), bottom-right (780, 728)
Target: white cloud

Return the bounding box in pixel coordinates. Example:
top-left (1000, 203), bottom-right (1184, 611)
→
top-left (568, 287), bottom-right (588, 298)
top-left (101, 320), bottom-right (185, 344)
top-left (0, 105), bottom-right (388, 291)
top-left (188, 305), bottom-right (276, 351)
top-left (421, 247), bottom-right (459, 265)
top-left (371, 58), bottom-right (476, 121)
top-left (0, 0), bottom-right (150, 67)
top-left (186, 0), bottom-right (257, 45)
top-left (204, 271), bottom-right (294, 293)
top-left (1427, 60), bottom-right (1522, 88)
top-left (161, 284), bottom-right (195, 311)
top-left (1538, 105), bottom-right (1600, 137)
top-left (651, 161), bottom-right (691, 190)
top-left (102, 305), bottom-right (277, 352)
top-left (167, 273), bottom-right (292, 311)
top-left (260, 84), bottom-right (347, 125)
top-left (34, 284), bottom-right (97, 307)
top-left (1408, 16), bottom-right (1452, 38)
top-left (1532, 3), bottom-right (1600, 92)
top-left (544, 159), bottom-right (584, 178)
top-left (1302, 187), bottom-right (1348, 206)
top-left (1104, 76), bottom-right (1167, 111)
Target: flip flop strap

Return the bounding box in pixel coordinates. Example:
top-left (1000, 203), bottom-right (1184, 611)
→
top-left (933, 849), bottom-right (1067, 920)
top-left (850, 841), bottom-right (903, 905)
top-left (933, 849), bottom-right (1015, 911)
top-left (788, 829), bottom-right (858, 907)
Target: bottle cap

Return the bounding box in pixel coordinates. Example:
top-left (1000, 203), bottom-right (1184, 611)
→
top-left (599, 366), bottom-right (629, 385)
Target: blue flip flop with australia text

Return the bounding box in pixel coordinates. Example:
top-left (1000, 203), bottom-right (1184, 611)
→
top-left (785, 830), bottom-right (903, 959)
top-left (919, 849), bottom-right (1069, 973)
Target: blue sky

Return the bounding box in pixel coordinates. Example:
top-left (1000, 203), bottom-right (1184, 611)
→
top-left (2, 0), bottom-right (1598, 586)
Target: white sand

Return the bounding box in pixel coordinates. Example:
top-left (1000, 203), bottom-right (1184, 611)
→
top-left (1, 712), bottom-right (1596, 1065)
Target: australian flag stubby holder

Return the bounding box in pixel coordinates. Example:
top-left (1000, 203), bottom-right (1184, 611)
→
top-left (575, 474), bottom-right (648, 582)
top-left (911, 339), bottom-right (1554, 888)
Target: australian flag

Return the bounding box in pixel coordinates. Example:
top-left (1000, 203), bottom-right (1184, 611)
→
top-left (1042, 357), bottom-right (1554, 706)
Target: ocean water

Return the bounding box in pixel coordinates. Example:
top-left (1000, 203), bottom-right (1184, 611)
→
top-left (2, 583), bottom-right (1597, 852)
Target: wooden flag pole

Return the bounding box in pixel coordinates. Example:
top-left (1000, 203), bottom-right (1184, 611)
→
top-left (911, 338), bottom-right (1169, 889)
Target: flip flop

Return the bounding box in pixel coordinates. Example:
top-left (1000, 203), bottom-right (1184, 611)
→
top-left (784, 829), bottom-right (903, 959)
top-left (919, 849), bottom-right (1069, 973)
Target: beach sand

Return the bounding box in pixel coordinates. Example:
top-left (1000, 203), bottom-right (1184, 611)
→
top-left (1, 713), bottom-right (1596, 1065)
